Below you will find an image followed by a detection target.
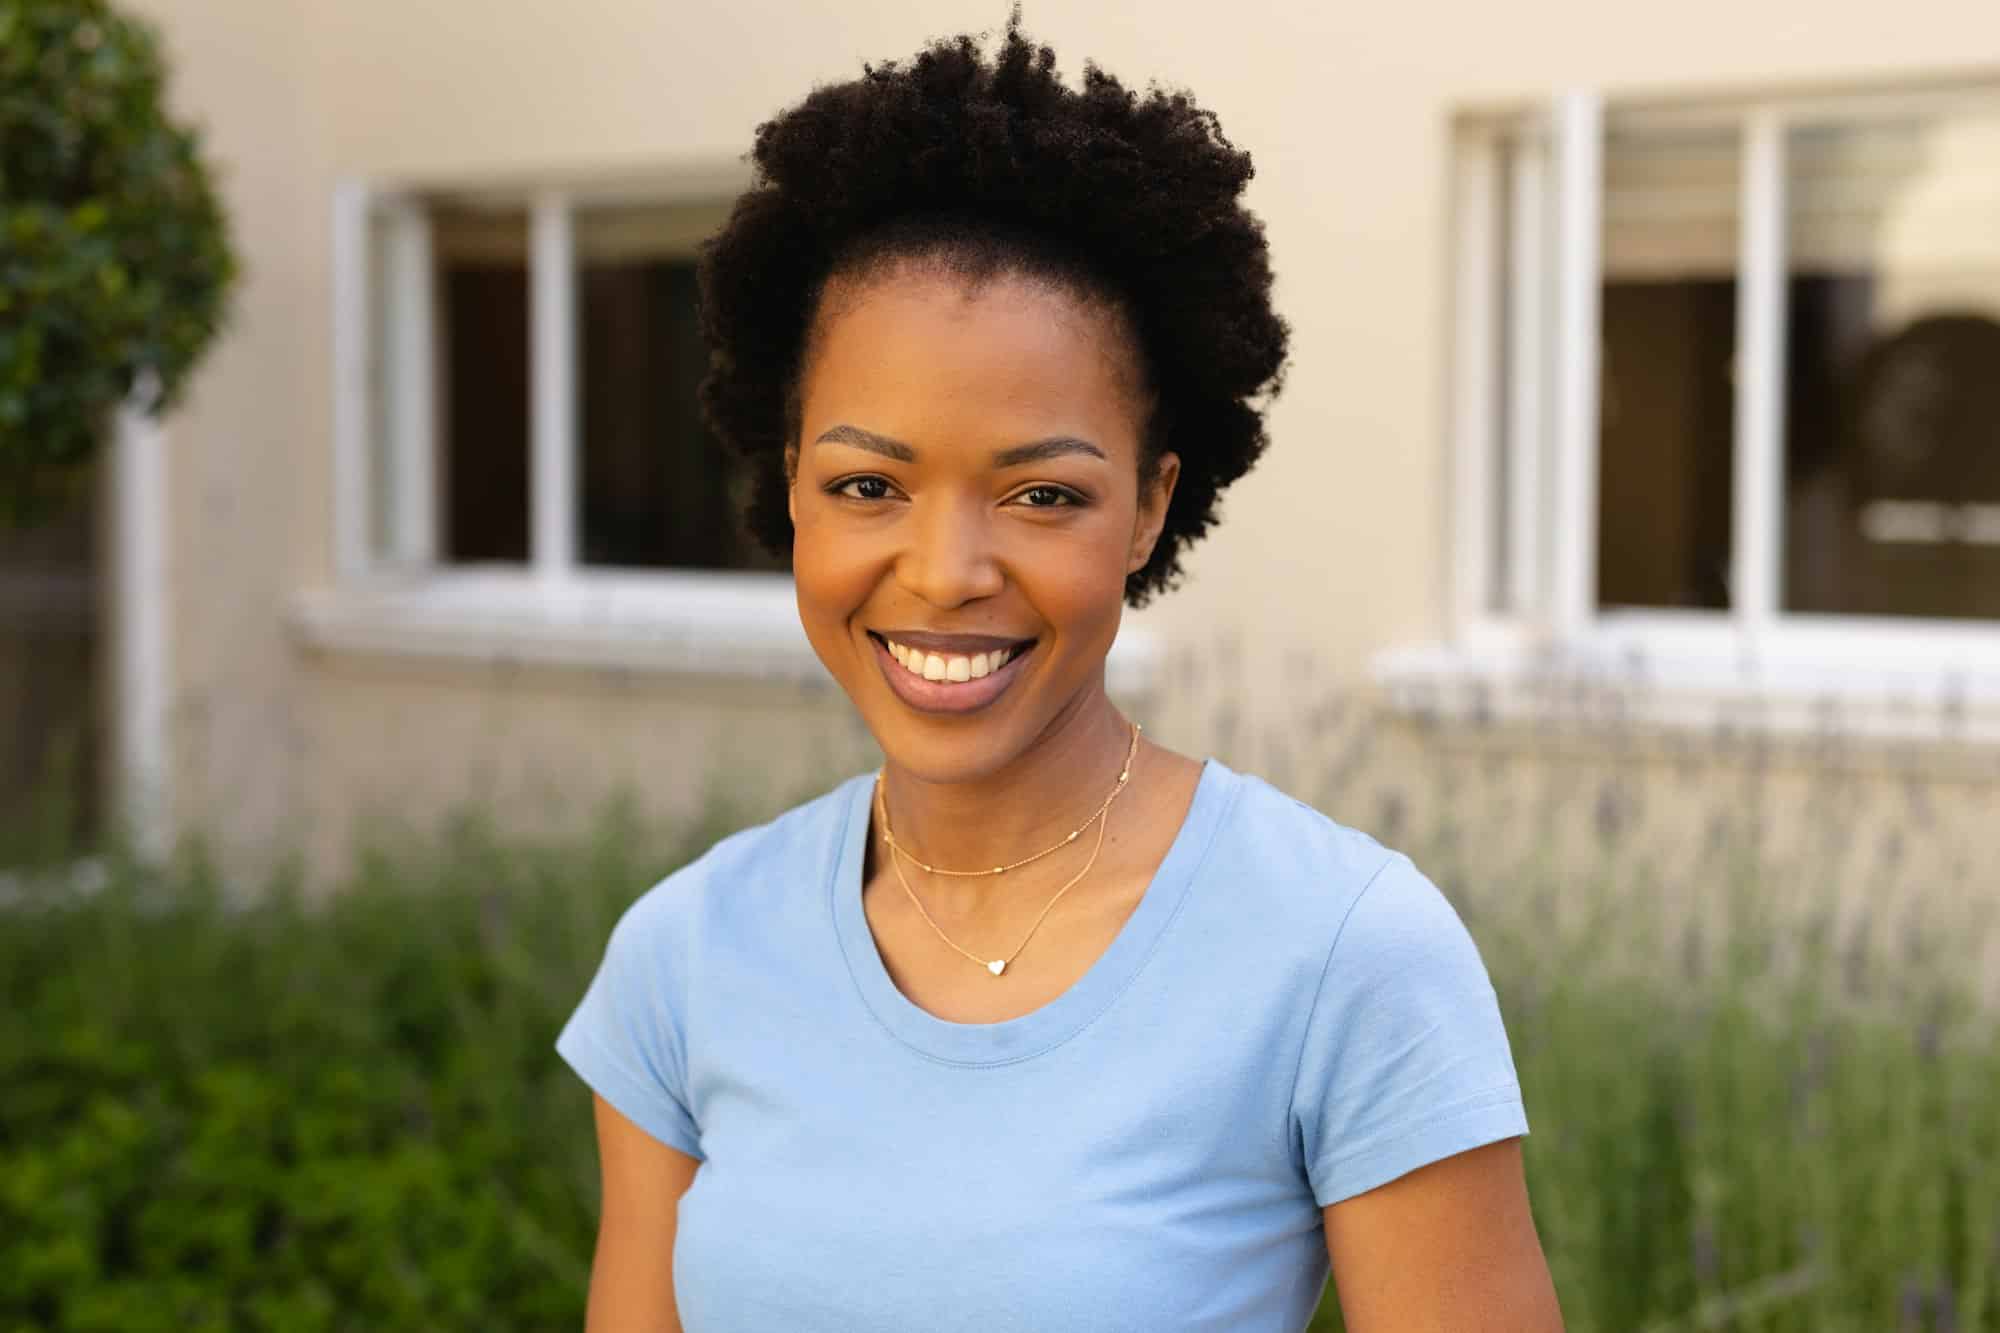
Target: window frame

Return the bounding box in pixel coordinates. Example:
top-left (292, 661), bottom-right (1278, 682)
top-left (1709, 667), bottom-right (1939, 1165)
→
top-left (308, 171), bottom-right (1163, 691)
top-left (1393, 79), bottom-right (2000, 741)
top-left (333, 175), bottom-right (747, 585)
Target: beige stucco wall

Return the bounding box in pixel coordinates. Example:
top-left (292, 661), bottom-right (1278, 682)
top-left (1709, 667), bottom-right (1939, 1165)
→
top-left (123, 0), bottom-right (322, 872)
top-left (133, 0), bottom-right (2000, 886)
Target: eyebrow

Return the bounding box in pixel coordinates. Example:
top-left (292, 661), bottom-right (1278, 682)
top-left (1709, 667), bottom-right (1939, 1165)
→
top-left (993, 436), bottom-right (1107, 467)
top-left (813, 423), bottom-right (1107, 467)
top-left (815, 423), bottom-right (916, 462)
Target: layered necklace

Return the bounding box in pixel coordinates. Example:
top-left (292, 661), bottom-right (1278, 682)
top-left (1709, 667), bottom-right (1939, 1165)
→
top-left (872, 721), bottom-right (1142, 977)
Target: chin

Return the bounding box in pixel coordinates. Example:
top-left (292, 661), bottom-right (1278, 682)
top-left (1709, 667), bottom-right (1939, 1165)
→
top-left (855, 693), bottom-right (1038, 783)
top-left (843, 646), bottom-right (1067, 783)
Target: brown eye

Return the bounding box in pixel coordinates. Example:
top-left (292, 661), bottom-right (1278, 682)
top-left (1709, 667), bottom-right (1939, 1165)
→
top-left (834, 476), bottom-right (894, 501)
top-left (1018, 485), bottom-right (1077, 508)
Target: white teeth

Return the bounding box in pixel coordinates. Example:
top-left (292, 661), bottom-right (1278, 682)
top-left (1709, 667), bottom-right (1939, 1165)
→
top-left (881, 638), bottom-right (1023, 684)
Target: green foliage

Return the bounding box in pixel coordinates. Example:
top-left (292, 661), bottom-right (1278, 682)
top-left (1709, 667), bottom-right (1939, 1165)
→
top-left (1462, 906), bottom-right (1998, 1332)
top-left (2, 778), bottom-right (1996, 1329)
top-left (0, 0), bottom-right (236, 525)
top-left (0, 801), bottom-right (721, 1332)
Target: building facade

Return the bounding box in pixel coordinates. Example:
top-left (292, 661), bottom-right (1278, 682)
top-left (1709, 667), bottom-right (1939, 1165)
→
top-left (21, 0), bottom-right (1998, 900)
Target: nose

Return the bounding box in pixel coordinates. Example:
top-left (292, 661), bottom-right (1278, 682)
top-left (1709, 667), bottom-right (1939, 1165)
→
top-left (896, 494), bottom-right (1004, 609)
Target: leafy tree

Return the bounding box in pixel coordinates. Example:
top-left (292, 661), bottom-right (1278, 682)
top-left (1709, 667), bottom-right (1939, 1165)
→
top-left (0, 0), bottom-right (235, 526)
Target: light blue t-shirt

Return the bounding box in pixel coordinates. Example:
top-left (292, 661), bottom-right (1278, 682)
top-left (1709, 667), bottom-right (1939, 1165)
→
top-left (556, 759), bottom-right (1527, 1331)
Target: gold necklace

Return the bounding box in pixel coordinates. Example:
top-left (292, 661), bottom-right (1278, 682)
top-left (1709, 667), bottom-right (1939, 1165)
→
top-left (873, 721), bottom-right (1141, 977)
top-left (878, 722), bottom-right (1141, 876)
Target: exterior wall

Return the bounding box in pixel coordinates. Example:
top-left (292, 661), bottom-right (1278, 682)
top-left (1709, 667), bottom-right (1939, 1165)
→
top-left (126, 0), bottom-right (322, 873)
top-left (285, 654), bottom-right (878, 881)
top-left (136, 0), bottom-right (2000, 885)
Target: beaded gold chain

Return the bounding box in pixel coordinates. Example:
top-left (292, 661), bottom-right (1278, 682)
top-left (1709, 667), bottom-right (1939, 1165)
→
top-left (877, 721), bottom-right (1140, 876)
top-left (873, 721), bottom-right (1141, 976)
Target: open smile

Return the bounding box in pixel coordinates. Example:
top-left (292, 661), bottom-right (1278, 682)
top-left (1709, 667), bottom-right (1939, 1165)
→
top-left (866, 631), bottom-right (1038, 714)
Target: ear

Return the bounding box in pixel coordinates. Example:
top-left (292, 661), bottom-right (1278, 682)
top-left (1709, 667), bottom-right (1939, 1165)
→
top-left (785, 445), bottom-right (801, 527)
top-left (1127, 451), bottom-right (1180, 574)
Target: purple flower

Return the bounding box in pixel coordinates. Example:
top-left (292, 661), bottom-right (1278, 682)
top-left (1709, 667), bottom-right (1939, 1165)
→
top-left (1935, 1279), bottom-right (1959, 1333)
top-left (1691, 1219), bottom-right (1720, 1283)
top-left (1897, 1274), bottom-right (1927, 1331)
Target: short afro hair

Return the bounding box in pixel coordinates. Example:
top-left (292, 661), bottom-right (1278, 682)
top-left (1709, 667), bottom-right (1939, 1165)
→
top-left (697, 16), bottom-right (1289, 606)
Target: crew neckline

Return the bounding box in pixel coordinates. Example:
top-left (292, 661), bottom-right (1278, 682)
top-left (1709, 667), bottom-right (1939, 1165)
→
top-left (829, 757), bottom-right (1240, 1066)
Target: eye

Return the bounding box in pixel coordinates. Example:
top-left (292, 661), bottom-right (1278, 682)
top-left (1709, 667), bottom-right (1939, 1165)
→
top-left (831, 475), bottom-right (896, 502)
top-left (1014, 485), bottom-right (1082, 509)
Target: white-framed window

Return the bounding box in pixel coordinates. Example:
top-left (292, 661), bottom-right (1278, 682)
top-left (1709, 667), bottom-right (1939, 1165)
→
top-left (303, 173), bottom-right (830, 681)
top-left (334, 184), bottom-right (784, 579)
top-left (306, 172), bottom-right (1163, 691)
top-left (1404, 79), bottom-right (2000, 736)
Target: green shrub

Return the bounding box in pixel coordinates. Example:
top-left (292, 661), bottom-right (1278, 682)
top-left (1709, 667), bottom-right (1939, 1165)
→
top-left (0, 0), bottom-right (236, 525)
top-left (0, 798), bottom-right (726, 1332)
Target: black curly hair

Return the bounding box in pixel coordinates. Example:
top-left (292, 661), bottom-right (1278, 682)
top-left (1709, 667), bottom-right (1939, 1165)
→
top-left (697, 15), bottom-right (1289, 606)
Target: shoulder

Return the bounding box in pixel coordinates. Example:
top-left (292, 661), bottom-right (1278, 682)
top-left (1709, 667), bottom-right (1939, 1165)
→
top-left (1199, 763), bottom-right (1484, 971)
top-left (607, 773), bottom-right (872, 951)
top-left (1202, 764), bottom-right (1406, 926)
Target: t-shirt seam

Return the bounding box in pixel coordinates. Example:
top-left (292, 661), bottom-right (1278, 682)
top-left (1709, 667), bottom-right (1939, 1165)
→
top-left (1307, 1082), bottom-right (1524, 1181)
top-left (1018, 768), bottom-right (1248, 1065)
top-left (833, 767), bottom-right (1246, 1071)
top-left (1284, 847), bottom-right (1406, 1167)
top-left (673, 848), bottom-right (708, 1129)
top-left (558, 1023), bottom-right (700, 1145)
top-left (599, 879), bottom-right (701, 1135)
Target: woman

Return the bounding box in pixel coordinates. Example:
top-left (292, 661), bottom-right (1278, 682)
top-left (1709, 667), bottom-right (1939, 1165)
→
top-left (558, 20), bottom-right (1563, 1331)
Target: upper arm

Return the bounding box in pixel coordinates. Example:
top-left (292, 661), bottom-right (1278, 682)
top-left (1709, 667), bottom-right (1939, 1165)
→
top-left (1294, 853), bottom-right (1529, 1207)
top-left (586, 1093), bottom-right (703, 1333)
top-left (1322, 1137), bottom-right (1563, 1332)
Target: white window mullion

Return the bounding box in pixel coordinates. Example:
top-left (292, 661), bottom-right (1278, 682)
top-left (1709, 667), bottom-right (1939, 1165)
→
top-left (531, 193), bottom-right (578, 583)
top-left (1732, 111), bottom-right (1788, 643)
top-left (384, 201), bottom-right (437, 569)
top-left (113, 375), bottom-right (170, 860)
top-left (1506, 132), bottom-right (1549, 619)
top-left (1549, 90), bottom-right (1605, 641)
top-left (1450, 130), bottom-right (1501, 639)
top-left (331, 180), bottom-right (372, 581)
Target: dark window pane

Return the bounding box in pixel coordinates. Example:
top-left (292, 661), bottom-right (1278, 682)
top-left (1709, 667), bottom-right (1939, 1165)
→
top-left (437, 208), bottom-right (531, 563)
top-left (577, 204), bottom-right (780, 572)
top-left (0, 479), bottom-right (100, 858)
top-left (1596, 125), bottom-right (1741, 612)
top-left (1597, 279), bottom-right (1737, 610)
top-left (1784, 115), bottom-right (2000, 619)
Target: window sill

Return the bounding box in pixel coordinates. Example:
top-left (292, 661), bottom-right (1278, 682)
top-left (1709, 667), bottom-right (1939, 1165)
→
top-left (289, 567), bottom-right (1163, 693)
top-left (1373, 620), bottom-right (2000, 749)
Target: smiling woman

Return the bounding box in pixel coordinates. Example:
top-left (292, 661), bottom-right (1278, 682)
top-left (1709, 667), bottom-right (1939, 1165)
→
top-left (790, 272), bottom-right (1168, 779)
top-left (554, 16), bottom-right (1563, 1333)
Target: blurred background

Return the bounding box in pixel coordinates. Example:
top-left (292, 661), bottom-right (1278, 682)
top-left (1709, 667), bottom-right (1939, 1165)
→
top-left (3, 0), bottom-right (1998, 1328)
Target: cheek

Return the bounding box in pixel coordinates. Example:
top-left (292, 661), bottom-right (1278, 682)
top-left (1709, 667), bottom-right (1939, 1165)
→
top-left (789, 508), bottom-right (873, 620)
top-left (1023, 526), bottom-right (1130, 638)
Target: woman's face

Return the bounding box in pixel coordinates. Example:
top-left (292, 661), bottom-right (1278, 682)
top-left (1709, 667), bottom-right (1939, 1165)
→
top-left (789, 267), bottom-right (1178, 784)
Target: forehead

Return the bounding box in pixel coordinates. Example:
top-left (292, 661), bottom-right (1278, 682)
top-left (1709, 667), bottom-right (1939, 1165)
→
top-left (799, 268), bottom-right (1145, 454)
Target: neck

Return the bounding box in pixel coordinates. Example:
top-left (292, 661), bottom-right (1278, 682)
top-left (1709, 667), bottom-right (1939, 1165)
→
top-left (874, 690), bottom-right (1138, 910)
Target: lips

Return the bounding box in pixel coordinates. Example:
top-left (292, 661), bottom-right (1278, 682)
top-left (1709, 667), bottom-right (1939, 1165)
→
top-left (867, 632), bottom-right (1037, 714)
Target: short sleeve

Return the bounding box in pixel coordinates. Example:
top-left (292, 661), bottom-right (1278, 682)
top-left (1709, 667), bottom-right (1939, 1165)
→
top-left (555, 886), bottom-right (705, 1160)
top-left (1292, 853), bottom-right (1526, 1207)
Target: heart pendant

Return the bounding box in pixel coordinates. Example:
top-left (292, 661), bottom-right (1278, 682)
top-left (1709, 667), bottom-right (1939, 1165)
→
top-left (987, 958), bottom-right (1007, 976)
